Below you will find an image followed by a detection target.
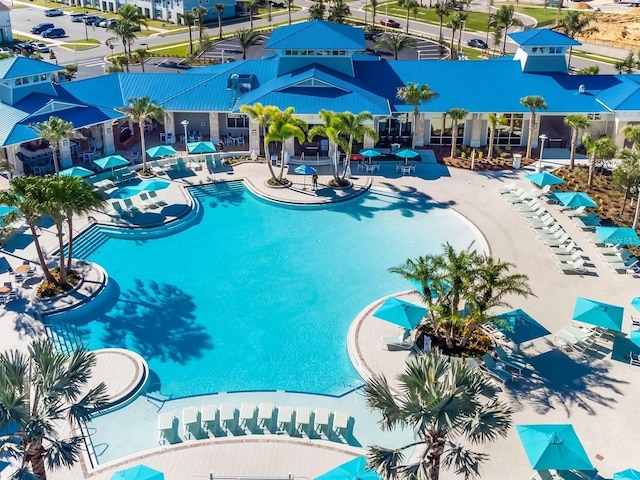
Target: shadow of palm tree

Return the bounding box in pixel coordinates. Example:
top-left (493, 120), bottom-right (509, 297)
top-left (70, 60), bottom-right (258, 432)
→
top-left (190, 183), bottom-right (245, 209)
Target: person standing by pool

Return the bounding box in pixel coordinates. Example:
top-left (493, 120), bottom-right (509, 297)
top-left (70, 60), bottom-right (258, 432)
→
top-left (312, 173), bottom-right (318, 191)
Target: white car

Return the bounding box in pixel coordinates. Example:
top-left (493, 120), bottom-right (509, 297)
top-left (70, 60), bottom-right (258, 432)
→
top-left (31, 42), bottom-right (50, 53)
top-left (44, 8), bottom-right (64, 17)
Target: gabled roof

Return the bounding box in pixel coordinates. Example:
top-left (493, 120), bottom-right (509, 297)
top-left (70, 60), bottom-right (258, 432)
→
top-left (508, 29), bottom-right (581, 47)
top-left (265, 20), bottom-right (365, 51)
top-left (595, 75), bottom-right (640, 111)
top-left (0, 57), bottom-right (62, 80)
top-left (0, 102), bottom-right (30, 146)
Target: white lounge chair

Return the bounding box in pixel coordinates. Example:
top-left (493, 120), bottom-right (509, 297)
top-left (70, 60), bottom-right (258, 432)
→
top-left (182, 407), bottom-right (200, 440)
top-left (258, 402), bottom-right (274, 432)
top-left (565, 206), bottom-right (587, 217)
top-left (219, 404), bottom-right (235, 434)
top-left (555, 251), bottom-right (583, 264)
top-left (497, 182), bottom-right (517, 194)
top-left (314, 407), bottom-right (330, 437)
top-left (381, 329), bottom-right (412, 350)
top-left (544, 233), bottom-right (570, 246)
top-left (158, 413), bottom-right (176, 445)
top-left (295, 407), bottom-right (311, 436)
top-left (201, 404), bottom-right (217, 436)
top-left (480, 354), bottom-right (513, 383)
top-left (239, 403), bottom-right (256, 433)
top-left (332, 410), bottom-right (350, 439)
top-left (550, 241), bottom-right (578, 255)
top-left (521, 206), bottom-right (548, 218)
top-left (277, 405), bottom-right (293, 434)
top-left (558, 258), bottom-right (587, 273)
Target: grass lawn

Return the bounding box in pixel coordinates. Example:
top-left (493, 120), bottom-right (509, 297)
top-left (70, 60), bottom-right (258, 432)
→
top-left (515, 6), bottom-right (562, 26)
top-left (374, 3), bottom-right (494, 32)
top-left (62, 41), bottom-right (100, 51)
top-left (572, 50), bottom-right (618, 66)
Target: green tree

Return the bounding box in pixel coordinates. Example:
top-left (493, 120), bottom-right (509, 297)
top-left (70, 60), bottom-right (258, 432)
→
top-left (491, 25), bottom-right (503, 56)
top-left (180, 12), bottom-right (195, 54)
top-left (557, 11), bottom-right (598, 70)
top-left (234, 28), bottom-right (260, 60)
top-left (364, 350), bottom-right (512, 480)
top-left (328, 0), bottom-right (351, 23)
top-left (582, 134), bottom-right (617, 189)
top-left (564, 114), bottom-right (590, 169)
top-left (307, 110), bottom-right (343, 182)
top-left (622, 124), bottom-right (640, 151)
top-left (192, 6), bottom-right (209, 45)
top-left (265, 108), bottom-right (308, 183)
top-left (454, 12), bottom-right (467, 58)
top-left (309, 0), bottom-right (325, 19)
top-left (446, 15), bottom-right (462, 59)
top-left (117, 97), bottom-right (165, 174)
top-left (240, 103), bottom-right (281, 181)
top-left (396, 83), bottom-right (438, 149)
top-left (285, 0), bottom-right (294, 24)
top-left (114, 4), bottom-right (148, 57)
top-left (575, 65), bottom-right (599, 75)
top-left (0, 338), bottom-right (109, 480)
top-left (398, 0), bottom-right (418, 34)
top-left (435, 1), bottom-right (453, 49)
top-left (335, 111), bottom-right (378, 180)
top-left (494, 5), bottom-right (522, 55)
top-left (520, 95), bottom-right (547, 160)
top-left (133, 48), bottom-right (149, 72)
top-left (447, 108), bottom-right (468, 159)
top-left (376, 32), bottom-right (417, 60)
top-left (31, 116), bottom-right (73, 174)
top-left (107, 22), bottom-right (138, 57)
top-left (245, 0), bottom-right (258, 28)
top-left (214, 3), bottom-right (225, 39)
top-left (370, 0), bottom-right (379, 26)
top-left (614, 51), bottom-right (636, 74)
top-left (486, 113), bottom-right (503, 160)
top-left (612, 149), bottom-right (640, 216)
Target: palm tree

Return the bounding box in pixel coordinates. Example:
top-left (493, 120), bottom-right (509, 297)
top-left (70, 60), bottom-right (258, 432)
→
top-left (214, 3), bottom-right (225, 39)
top-left (454, 12), bottom-right (467, 58)
top-left (494, 5), bottom-right (522, 55)
top-left (435, 1), bottom-right (452, 49)
top-left (235, 28), bottom-right (260, 60)
top-left (115, 4), bottom-right (148, 56)
top-left (612, 149), bottom-right (640, 216)
top-left (364, 350), bottom-right (512, 480)
top-left (308, 110), bottom-right (343, 182)
top-left (486, 113), bottom-right (503, 160)
top-left (285, 0), bottom-right (294, 24)
top-left (334, 111), bottom-right (378, 180)
top-left (370, 0), bottom-right (378, 26)
top-left (557, 11), bottom-right (598, 69)
top-left (396, 83), bottom-right (438, 149)
top-left (446, 15), bottom-right (462, 59)
top-left (447, 108), bottom-right (468, 159)
top-left (240, 103), bottom-right (281, 181)
top-left (0, 338), bottom-right (109, 480)
top-left (520, 95), bottom-right (547, 159)
top-left (180, 11), bottom-right (195, 54)
top-left (265, 108), bottom-right (307, 183)
top-left (622, 124), bottom-right (640, 151)
top-left (192, 6), bottom-right (208, 45)
top-left (107, 21), bottom-right (138, 57)
top-left (582, 134), bottom-right (617, 189)
top-left (328, 0), bottom-right (351, 23)
top-left (376, 33), bottom-right (417, 60)
top-left (309, 0), bottom-right (325, 19)
top-left (564, 114), bottom-right (590, 169)
top-left (41, 176), bottom-right (73, 288)
top-left (398, 0), bottom-right (418, 34)
top-left (31, 116), bottom-right (73, 174)
top-left (245, 0), bottom-right (258, 28)
top-left (133, 48), bottom-right (149, 72)
top-left (117, 96), bottom-right (165, 174)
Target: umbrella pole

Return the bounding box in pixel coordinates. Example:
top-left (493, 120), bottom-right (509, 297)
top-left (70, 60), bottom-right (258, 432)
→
top-left (303, 175), bottom-right (307, 190)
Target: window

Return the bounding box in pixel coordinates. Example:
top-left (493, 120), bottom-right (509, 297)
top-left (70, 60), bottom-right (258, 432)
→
top-left (549, 47), bottom-right (562, 54)
top-left (430, 113), bottom-right (464, 145)
top-left (227, 114), bottom-right (249, 128)
top-left (587, 113), bottom-right (601, 120)
top-left (486, 113), bottom-right (523, 146)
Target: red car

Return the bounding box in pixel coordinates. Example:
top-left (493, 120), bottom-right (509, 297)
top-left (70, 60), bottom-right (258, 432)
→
top-left (380, 18), bottom-right (400, 28)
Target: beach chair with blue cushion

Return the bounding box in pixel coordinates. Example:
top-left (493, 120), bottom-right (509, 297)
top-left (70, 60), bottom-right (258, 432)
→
top-left (480, 354), bottom-right (513, 383)
top-left (138, 192), bottom-right (158, 210)
top-left (123, 198), bottom-right (141, 215)
top-left (111, 200), bottom-right (132, 217)
top-left (205, 155), bottom-right (215, 173)
top-left (158, 413), bottom-right (176, 445)
top-left (213, 154), bottom-right (224, 169)
top-left (177, 157), bottom-right (187, 171)
top-left (148, 191), bottom-right (167, 207)
top-left (493, 345), bottom-right (527, 374)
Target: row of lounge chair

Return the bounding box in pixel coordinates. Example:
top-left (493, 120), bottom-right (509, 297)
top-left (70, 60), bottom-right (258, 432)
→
top-left (587, 234), bottom-right (640, 276)
top-left (158, 404), bottom-right (351, 445)
top-left (111, 192), bottom-right (166, 217)
top-left (151, 155), bottom-right (224, 177)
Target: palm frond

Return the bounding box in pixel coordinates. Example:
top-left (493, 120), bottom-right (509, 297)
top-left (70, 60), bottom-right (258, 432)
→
top-left (367, 446), bottom-right (406, 480)
top-left (442, 443), bottom-right (488, 480)
top-left (362, 374), bottom-right (401, 431)
top-left (462, 400), bottom-right (512, 444)
top-left (44, 436), bottom-right (83, 470)
top-left (67, 383), bottom-right (110, 424)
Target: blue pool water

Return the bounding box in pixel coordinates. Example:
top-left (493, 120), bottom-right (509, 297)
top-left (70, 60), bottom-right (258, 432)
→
top-left (53, 183), bottom-right (484, 398)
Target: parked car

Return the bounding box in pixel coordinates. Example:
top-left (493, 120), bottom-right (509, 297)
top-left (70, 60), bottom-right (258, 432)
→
top-left (83, 15), bottom-right (99, 24)
top-left (42, 28), bottom-right (65, 38)
top-left (364, 29), bottom-right (383, 40)
top-left (44, 8), bottom-right (64, 17)
top-left (99, 18), bottom-right (117, 28)
top-left (70, 13), bottom-right (85, 22)
top-left (31, 23), bottom-right (55, 34)
top-left (31, 42), bottom-right (50, 53)
top-left (0, 46), bottom-right (12, 56)
top-left (467, 38), bottom-right (488, 49)
top-left (14, 42), bottom-right (35, 55)
top-left (380, 18), bottom-right (400, 28)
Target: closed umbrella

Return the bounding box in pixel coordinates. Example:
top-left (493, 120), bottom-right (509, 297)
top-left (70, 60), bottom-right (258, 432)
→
top-left (595, 226), bottom-right (640, 246)
top-left (135, 179), bottom-right (171, 192)
top-left (359, 149), bottom-right (381, 164)
top-left (516, 424), bottom-right (593, 471)
top-left (110, 465), bottom-right (164, 480)
top-left (572, 297), bottom-right (624, 332)
top-left (94, 155), bottom-right (129, 176)
top-left (373, 297), bottom-right (427, 330)
top-left (614, 469), bottom-right (640, 480)
top-left (395, 148), bottom-right (420, 165)
top-left (59, 166), bottom-right (95, 178)
top-left (186, 141), bottom-right (216, 154)
top-left (553, 192), bottom-right (597, 208)
top-left (524, 171), bottom-right (565, 187)
top-left (294, 164), bottom-right (316, 190)
top-left (315, 456), bottom-right (381, 480)
top-left (146, 145), bottom-right (177, 159)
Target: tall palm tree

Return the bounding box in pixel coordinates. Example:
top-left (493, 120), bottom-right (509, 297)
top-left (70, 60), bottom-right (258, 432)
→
top-left (396, 83), bottom-right (439, 148)
top-left (333, 111), bottom-right (378, 180)
top-left (133, 48), bottom-right (149, 72)
top-left (245, 0), bottom-right (258, 28)
top-left (180, 11), bottom-right (195, 54)
top-left (447, 107), bottom-right (468, 159)
top-left (285, 0), bottom-right (294, 24)
top-left (328, 0), bottom-right (350, 23)
top-left (117, 96), bottom-right (165, 174)
top-left (520, 95), bottom-right (547, 159)
top-left (370, 0), bottom-right (378, 26)
top-left (582, 134), bottom-right (617, 189)
top-left (192, 6), bottom-right (208, 45)
top-left (309, 0), bottom-right (326, 19)
top-left (398, 0), bottom-right (418, 34)
top-left (613, 149), bottom-right (640, 217)
top-left (376, 33), bottom-right (417, 60)
top-left (107, 21), bottom-right (138, 57)
top-left (557, 11), bottom-right (598, 70)
top-left (564, 114), bottom-right (590, 169)
top-left (31, 116), bottom-right (73, 174)
top-left (364, 350), bottom-right (512, 480)
top-left (41, 176), bottom-right (73, 288)
top-left (115, 4), bottom-right (148, 57)
top-left (446, 15), bottom-right (462, 59)
top-left (435, 1), bottom-right (452, 49)
top-left (0, 338), bottom-right (109, 480)
top-left (235, 28), bottom-right (260, 60)
top-left (622, 124), bottom-right (640, 151)
top-left (240, 103), bottom-right (281, 181)
top-left (454, 12), bottom-right (467, 57)
top-left (265, 108), bottom-right (307, 183)
top-left (494, 4), bottom-right (522, 55)
top-left (214, 3), bottom-right (225, 39)
top-left (486, 112), bottom-right (503, 160)
top-left (308, 110), bottom-right (342, 181)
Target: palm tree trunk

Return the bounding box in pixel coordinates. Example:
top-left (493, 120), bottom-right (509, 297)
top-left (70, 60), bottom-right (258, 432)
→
top-left (502, 25), bottom-right (508, 55)
top-left (250, 10), bottom-right (254, 29)
top-left (26, 441), bottom-right (47, 480)
top-left (427, 439), bottom-right (445, 480)
top-left (588, 153), bottom-right (595, 189)
top-left (341, 136), bottom-right (354, 179)
top-left (288, 5), bottom-right (292, 24)
top-left (488, 128), bottom-right (495, 160)
top-left (633, 192), bottom-right (640, 230)
top-left (567, 46), bottom-right (573, 70)
top-left (188, 25), bottom-right (193, 54)
top-left (412, 106), bottom-right (418, 149)
top-left (218, 15), bottom-right (223, 39)
top-left (51, 147), bottom-right (60, 173)
top-left (450, 122), bottom-right (457, 158)
top-left (569, 129), bottom-right (577, 169)
top-left (56, 220), bottom-right (68, 288)
top-left (66, 216), bottom-right (74, 273)
top-left (526, 111), bottom-right (535, 159)
top-left (264, 139), bottom-right (276, 180)
top-left (139, 123), bottom-right (148, 173)
top-left (405, 6), bottom-right (410, 34)
top-left (279, 144), bottom-right (286, 182)
top-left (28, 222), bottom-right (56, 284)
top-left (450, 31), bottom-right (456, 60)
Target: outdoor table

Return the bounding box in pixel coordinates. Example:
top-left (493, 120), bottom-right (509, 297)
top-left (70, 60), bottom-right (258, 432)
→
top-left (15, 265), bottom-right (30, 274)
top-left (365, 163), bottom-right (378, 173)
top-left (0, 286), bottom-right (11, 294)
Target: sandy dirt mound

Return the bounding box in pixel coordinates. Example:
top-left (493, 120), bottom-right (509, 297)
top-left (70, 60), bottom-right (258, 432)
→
top-left (572, 2), bottom-right (592, 9)
top-left (574, 12), bottom-right (640, 49)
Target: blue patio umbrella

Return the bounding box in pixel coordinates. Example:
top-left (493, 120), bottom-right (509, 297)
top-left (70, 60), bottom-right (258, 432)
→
top-left (186, 141), bottom-right (216, 154)
top-left (0, 205), bottom-right (17, 216)
top-left (614, 469), bottom-right (640, 480)
top-left (395, 148), bottom-right (420, 165)
top-left (572, 297), bottom-right (624, 332)
top-left (93, 155), bottom-right (130, 176)
top-left (135, 179), bottom-right (171, 192)
top-left (59, 166), bottom-right (95, 178)
top-left (595, 226), bottom-right (640, 246)
top-left (373, 297), bottom-right (427, 330)
top-left (629, 330), bottom-right (640, 348)
top-left (146, 145), bottom-right (177, 159)
top-left (524, 171), bottom-right (565, 187)
top-left (110, 465), bottom-right (164, 480)
top-left (294, 164), bottom-right (317, 190)
top-left (553, 191), bottom-right (597, 208)
top-left (516, 424), bottom-right (593, 471)
top-left (360, 149), bottom-right (381, 164)
top-left (315, 456), bottom-right (381, 480)
top-left (632, 297), bottom-right (640, 312)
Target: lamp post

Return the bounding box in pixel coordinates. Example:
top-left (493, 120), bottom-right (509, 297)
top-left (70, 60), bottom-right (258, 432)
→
top-left (181, 119), bottom-right (189, 153)
top-left (537, 133), bottom-right (547, 173)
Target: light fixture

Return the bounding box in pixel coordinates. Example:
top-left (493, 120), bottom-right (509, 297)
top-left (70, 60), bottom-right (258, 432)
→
top-left (538, 133), bottom-right (548, 173)
top-left (181, 119), bottom-right (190, 150)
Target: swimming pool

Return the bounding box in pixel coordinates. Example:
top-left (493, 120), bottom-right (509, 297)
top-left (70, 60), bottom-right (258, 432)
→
top-left (52, 183), bottom-right (485, 398)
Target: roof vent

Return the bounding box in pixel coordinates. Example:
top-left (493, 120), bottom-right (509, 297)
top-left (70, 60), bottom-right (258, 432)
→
top-left (578, 84), bottom-right (585, 94)
top-left (226, 73), bottom-right (257, 93)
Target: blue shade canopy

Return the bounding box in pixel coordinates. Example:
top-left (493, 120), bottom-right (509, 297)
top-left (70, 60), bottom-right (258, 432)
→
top-left (614, 469), bottom-right (640, 480)
top-left (359, 149), bottom-right (381, 158)
top-left (111, 186), bottom-right (141, 199)
top-left (524, 171), bottom-right (565, 187)
top-left (495, 308), bottom-right (551, 344)
top-left (135, 179), bottom-right (171, 192)
top-left (632, 297), bottom-right (640, 312)
top-left (0, 205), bottom-right (17, 216)
top-left (629, 330), bottom-right (640, 348)
top-left (373, 297), bottom-right (427, 330)
top-left (146, 145), bottom-right (177, 158)
top-left (315, 456), bottom-right (381, 480)
top-left (595, 226), bottom-right (640, 246)
top-left (294, 164), bottom-right (317, 175)
top-left (59, 166), bottom-right (95, 178)
top-left (187, 141), bottom-right (216, 154)
top-left (516, 424), bottom-right (593, 471)
top-left (94, 155), bottom-right (129, 170)
top-left (553, 191), bottom-right (597, 208)
top-left (110, 465), bottom-right (164, 480)
top-left (395, 148), bottom-right (420, 159)
top-left (572, 297), bottom-right (624, 332)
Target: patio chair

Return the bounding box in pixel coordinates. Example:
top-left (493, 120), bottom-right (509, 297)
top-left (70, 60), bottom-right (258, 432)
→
top-left (205, 155), bottom-right (215, 173)
top-left (158, 413), bottom-right (176, 445)
top-left (544, 233), bottom-right (570, 247)
top-left (257, 402), bottom-right (274, 432)
top-left (565, 206), bottom-right (587, 218)
top-left (630, 352), bottom-right (640, 368)
top-left (505, 191), bottom-right (530, 204)
top-left (314, 407), bottom-right (330, 437)
top-left (558, 258), bottom-right (587, 274)
top-left (529, 215), bottom-right (555, 228)
top-left (111, 200), bottom-right (132, 218)
top-left (177, 157), bottom-right (187, 171)
top-left (481, 322), bottom-right (507, 342)
top-left (550, 241), bottom-right (578, 255)
top-left (493, 345), bottom-right (527, 374)
top-left (214, 154), bottom-right (224, 169)
top-left (502, 188), bottom-right (526, 201)
top-left (295, 406), bottom-right (311, 436)
top-left (539, 226), bottom-right (565, 239)
top-left (516, 199), bottom-right (543, 212)
top-left (151, 160), bottom-right (168, 176)
top-left (480, 354), bottom-right (513, 383)
top-left (138, 192), bottom-right (159, 210)
top-left (148, 191), bottom-right (167, 207)
top-left (123, 198), bottom-right (141, 215)
top-left (201, 405), bottom-right (217, 436)
top-left (555, 251), bottom-right (583, 264)
top-left (530, 184), bottom-right (552, 198)
top-left (380, 329), bottom-right (412, 350)
top-left (521, 206), bottom-right (548, 218)
top-left (332, 410), bottom-right (350, 439)
top-left (182, 407), bottom-right (200, 440)
top-left (277, 406), bottom-right (293, 434)
top-left (497, 182), bottom-right (517, 194)
top-left (219, 404), bottom-right (236, 434)
top-left (239, 403), bottom-right (256, 433)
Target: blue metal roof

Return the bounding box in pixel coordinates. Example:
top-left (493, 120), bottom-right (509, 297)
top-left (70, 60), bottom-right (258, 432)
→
top-left (0, 103), bottom-right (30, 146)
top-left (509, 29), bottom-right (581, 47)
top-left (265, 20), bottom-right (365, 51)
top-left (595, 75), bottom-right (640, 111)
top-left (0, 57), bottom-right (62, 80)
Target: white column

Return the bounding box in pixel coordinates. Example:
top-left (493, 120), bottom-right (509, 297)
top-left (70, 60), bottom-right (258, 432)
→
top-left (249, 119), bottom-right (261, 153)
top-left (164, 112), bottom-right (175, 139)
top-left (209, 112), bottom-right (220, 143)
top-left (104, 122), bottom-right (116, 154)
top-left (414, 113), bottom-right (425, 147)
top-left (469, 114), bottom-right (482, 148)
top-left (59, 139), bottom-right (72, 169)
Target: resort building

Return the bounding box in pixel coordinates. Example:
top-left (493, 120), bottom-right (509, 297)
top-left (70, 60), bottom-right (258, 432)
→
top-left (0, 2), bottom-right (13, 44)
top-left (1, 20), bottom-right (640, 175)
top-left (67, 0), bottom-right (234, 22)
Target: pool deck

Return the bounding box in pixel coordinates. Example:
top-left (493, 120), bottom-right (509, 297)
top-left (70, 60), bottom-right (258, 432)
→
top-left (2, 159), bottom-right (640, 480)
